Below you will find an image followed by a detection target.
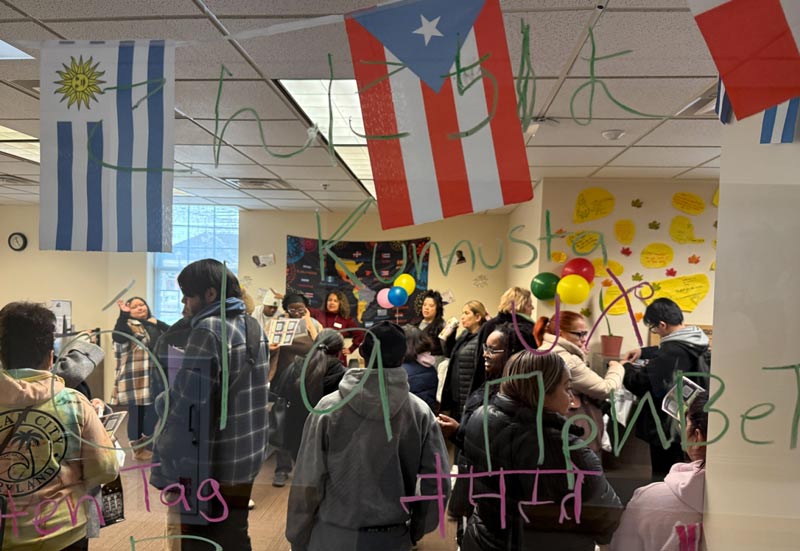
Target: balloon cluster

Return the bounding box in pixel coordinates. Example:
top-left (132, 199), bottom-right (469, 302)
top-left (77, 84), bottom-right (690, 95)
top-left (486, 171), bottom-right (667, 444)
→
top-left (530, 258), bottom-right (595, 304)
top-left (377, 274), bottom-right (416, 308)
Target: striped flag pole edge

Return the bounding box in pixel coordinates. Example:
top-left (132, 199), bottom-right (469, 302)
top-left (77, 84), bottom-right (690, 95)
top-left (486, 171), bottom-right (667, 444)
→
top-left (146, 40), bottom-right (165, 251)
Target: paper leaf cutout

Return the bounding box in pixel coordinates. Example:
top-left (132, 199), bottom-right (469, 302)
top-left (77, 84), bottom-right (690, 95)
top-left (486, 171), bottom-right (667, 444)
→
top-left (621, 247), bottom-right (632, 256)
top-left (473, 274), bottom-right (489, 288)
top-left (710, 261), bottom-right (716, 272)
top-left (713, 220), bottom-right (718, 229)
top-left (551, 251), bottom-right (568, 263)
top-left (666, 268), bottom-right (677, 277)
top-left (580, 307), bottom-right (592, 317)
top-left (652, 282), bottom-right (662, 292)
top-left (601, 278), bottom-right (613, 287)
top-left (648, 220), bottom-right (661, 230)
top-left (555, 228), bottom-right (567, 235)
top-left (688, 254), bottom-right (701, 264)
top-left (634, 312), bottom-right (644, 322)
top-left (632, 272), bottom-right (644, 282)
top-left (631, 199), bottom-right (643, 208)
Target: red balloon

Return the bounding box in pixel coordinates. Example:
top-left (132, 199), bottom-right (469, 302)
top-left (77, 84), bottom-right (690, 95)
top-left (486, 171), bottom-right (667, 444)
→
top-left (561, 258), bottom-right (595, 283)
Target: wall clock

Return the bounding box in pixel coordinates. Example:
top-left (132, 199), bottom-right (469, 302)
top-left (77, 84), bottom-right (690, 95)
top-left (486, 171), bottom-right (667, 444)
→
top-left (8, 232), bottom-right (28, 251)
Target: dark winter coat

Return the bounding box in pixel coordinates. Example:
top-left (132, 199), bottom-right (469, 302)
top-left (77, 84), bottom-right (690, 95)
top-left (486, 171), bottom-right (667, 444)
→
top-left (623, 326), bottom-right (710, 446)
top-left (274, 354), bottom-right (346, 460)
top-left (462, 394), bottom-right (623, 551)
top-left (441, 329), bottom-right (482, 420)
top-left (402, 360), bottom-right (439, 411)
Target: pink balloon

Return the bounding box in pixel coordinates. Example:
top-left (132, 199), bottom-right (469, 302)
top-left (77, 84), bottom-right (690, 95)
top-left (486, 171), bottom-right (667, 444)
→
top-left (377, 288), bottom-right (393, 309)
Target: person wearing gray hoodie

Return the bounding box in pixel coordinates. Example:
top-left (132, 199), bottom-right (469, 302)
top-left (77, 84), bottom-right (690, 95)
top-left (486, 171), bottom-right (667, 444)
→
top-left (286, 321), bottom-right (450, 551)
top-left (622, 298), bottom-right (711, 480)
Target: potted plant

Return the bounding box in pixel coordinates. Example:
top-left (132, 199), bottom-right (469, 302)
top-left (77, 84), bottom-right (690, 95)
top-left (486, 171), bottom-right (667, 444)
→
top-left (599, 289), bottom-right (623, 358)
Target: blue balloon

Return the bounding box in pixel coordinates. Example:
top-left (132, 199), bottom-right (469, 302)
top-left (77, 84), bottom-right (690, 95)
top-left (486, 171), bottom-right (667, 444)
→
top-left (387, 286), bottom-right (409, 307)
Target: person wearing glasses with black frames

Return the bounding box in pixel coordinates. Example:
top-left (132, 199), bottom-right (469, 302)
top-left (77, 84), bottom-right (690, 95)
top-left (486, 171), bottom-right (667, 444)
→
top-left (533, 310), bottom-right (625, 455)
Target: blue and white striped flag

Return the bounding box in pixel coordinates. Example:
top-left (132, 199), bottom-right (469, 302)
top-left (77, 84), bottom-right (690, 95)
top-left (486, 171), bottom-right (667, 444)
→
top-left (40, 40), bottom-right (174, 252)
top-left (760, 98), bottom-right (800, 144)
top-left (715, 78), bottom-right (732, 124)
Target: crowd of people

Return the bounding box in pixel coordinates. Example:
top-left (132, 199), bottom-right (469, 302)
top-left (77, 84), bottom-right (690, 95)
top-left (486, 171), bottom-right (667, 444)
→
top-left (0, 263), bottom-right (712, 551)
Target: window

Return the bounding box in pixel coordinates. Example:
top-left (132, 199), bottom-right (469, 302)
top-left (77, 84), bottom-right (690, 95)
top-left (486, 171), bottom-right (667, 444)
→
top-left (154, 205), bottom-right (239, 324)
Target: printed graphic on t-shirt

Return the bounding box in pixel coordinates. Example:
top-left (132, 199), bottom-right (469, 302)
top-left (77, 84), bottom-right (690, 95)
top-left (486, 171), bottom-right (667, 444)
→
top-left (0, 408), bottom-right (66, 496)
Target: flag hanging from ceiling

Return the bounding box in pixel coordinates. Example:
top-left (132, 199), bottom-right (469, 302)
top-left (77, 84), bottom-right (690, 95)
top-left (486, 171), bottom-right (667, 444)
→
top-left (345, 0), bottom-right (532, 230)
top-left (714, 78), bottom-right (732, 124)
top-left (687, 0), bottom-right (800, 120)
top-left (760, 97), bottom-right (800, 144)
top-left (40, 40), bottom-right (175, 252)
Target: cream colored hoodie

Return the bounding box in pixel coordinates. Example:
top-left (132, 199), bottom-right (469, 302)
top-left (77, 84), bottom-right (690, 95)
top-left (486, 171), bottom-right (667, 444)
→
top-left (540, 333), bottom-right (624, 399)
top-left (0, 368), bottom-right (119, 551)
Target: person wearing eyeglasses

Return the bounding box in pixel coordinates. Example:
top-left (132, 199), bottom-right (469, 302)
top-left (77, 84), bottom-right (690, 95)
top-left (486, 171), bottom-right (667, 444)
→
top-left (269, 292), bottom-right (323, 487)
top-left (436, 323), bottom-right (528, 547)
top-left (533, 311), bottom-right (624, 454)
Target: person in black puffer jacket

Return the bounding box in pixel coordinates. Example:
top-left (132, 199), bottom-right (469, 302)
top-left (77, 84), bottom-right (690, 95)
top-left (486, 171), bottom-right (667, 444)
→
top-left (462, 351), bottom-right (623, 551)
top-left (470, 287), bottom-right (538, 394)
top-left (401, 326), bottom-right (439, 411)
top-left (273, 329), bottom-right (347, 461)
top-left (441, 300), bottom-right (488, 421)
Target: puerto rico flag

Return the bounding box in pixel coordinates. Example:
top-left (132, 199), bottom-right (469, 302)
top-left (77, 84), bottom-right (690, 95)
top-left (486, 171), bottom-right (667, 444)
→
top-left (688, 0), bottom-right (800, 120)
top-left (40, 40), bottom-right (174, 251)
top-left (346, 0), bottom-right (532, 230)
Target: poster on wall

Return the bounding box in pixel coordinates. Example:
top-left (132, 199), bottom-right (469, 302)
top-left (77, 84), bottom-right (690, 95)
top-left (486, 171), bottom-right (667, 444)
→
top-left (285, 235), bottom-right (430, 326)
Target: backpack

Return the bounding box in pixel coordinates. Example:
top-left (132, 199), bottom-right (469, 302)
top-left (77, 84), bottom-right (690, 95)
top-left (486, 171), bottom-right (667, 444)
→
top-left (692, 347), bottom-right (711, 389)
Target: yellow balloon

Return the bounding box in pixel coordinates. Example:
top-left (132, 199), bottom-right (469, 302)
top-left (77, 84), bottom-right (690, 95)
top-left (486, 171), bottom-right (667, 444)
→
top-left (556, 274), bottom-right (591, 305)
top-left (393, 273), bottom-right (416, 295)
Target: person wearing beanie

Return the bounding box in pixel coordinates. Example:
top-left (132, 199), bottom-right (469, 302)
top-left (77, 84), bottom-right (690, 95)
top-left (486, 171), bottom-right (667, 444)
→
top-left (287, 322), bottom-right (450, 551)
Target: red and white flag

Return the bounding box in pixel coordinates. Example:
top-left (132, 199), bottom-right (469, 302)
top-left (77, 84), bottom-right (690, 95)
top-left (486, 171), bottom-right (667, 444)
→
top-left (345, 0), bottom-right (532, 230)
top-left (688, 0), bottom-right (800, 119)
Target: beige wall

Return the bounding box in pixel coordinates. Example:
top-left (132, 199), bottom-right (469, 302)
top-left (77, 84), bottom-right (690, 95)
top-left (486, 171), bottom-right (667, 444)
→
top-left (0, 205), bottom-right (149, 399)
top-left (239, 208), bottom-right (517, 321)
top-left (703, 114), bottom-right (800, 549)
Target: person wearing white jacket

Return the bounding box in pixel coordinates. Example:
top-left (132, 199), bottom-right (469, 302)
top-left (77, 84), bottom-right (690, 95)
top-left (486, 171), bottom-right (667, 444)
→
top-left (609, 392), bottom-right (708, 551)
top-left (534, 310), bottom-right (624, 453)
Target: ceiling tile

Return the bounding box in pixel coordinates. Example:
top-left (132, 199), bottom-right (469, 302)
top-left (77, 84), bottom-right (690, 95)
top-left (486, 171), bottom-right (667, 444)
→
top-left (0, 120), bottom-right (39, 139)
top-left (22, 1), bottom-right (200, 18)
top-left (637, 119), bottom-right (722, 147)
top-left (203, 120), bottom-right (316, 147)
top-left (189, 163), bottom-right (278, 179)
top-left (592, 166), bottom-right (687, 178)
top-left (675, 167), bottom-right (720, 179)
top-left (237, 145), bottom-right (334, 166)
top-left (288, 179), bottom-right (364, 192)
top-left (609, 146), bottom-right (720, 166)
top-left (175, 119), bottom-right (216, 145)
top-left (174, 177), bottom-right (231, 189)
top-left (531, 166), bottom-right (596, 179)
top-left (701, 157), bottom-right (720, 168)
top-left (570, 11), bottom-right (716, 77)
top-left (184, 187), bottom-right (248, 198)
top-left (268, 165), bottom-right (352, 180)
top-left (265, 199), bottom-right (322, 208)
top-left (176, 81), bottom-right (295, 119)
top-left (547, 78), bottom-right (715, 120)
top-left (306, 190), bottom-right (368, 200)
top-left (527, 146), bottom-right (624, 166)
top-left (244, 190), bottom-right (309, 200)
top-left (0, 85), bottom-right (39, 120)
top-left (528, 118), bottom-right (661, 147)
top-left (0, 161), bottom-right (39, 176)
top-left (174, 145), bottom-right (251, 164)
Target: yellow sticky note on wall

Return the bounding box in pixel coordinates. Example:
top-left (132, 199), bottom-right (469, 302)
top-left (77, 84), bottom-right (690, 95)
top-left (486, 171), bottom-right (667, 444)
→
top-left (592, 258), bottom-right (624, 276)
top-left (643, 274), bottom-right (710, 312)
top-left (574, 187), bottom-right (615, 223)
top-left (669, 216), bottom-right (705, 244)
top-left (640, 243), bottom-right (674, 268)
top-left (601, 285), bottom-right (630, 316)
top-left (712, 187), bottom-right (719, 207)
top-left (566, 232), bottom-right (601, 255)
top-left (672, 192), bottom-right (706, 216)
top-left (614, 219), bottom-right (635, 245)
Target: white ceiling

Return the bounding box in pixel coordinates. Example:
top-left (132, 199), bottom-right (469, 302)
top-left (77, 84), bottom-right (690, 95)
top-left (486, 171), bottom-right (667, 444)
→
top-left (0, 0), bottom-right (720, 212)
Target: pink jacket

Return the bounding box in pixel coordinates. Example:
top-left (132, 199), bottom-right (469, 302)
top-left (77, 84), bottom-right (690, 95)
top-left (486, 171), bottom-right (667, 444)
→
top-left (609, 460), bottom-right (706, 551)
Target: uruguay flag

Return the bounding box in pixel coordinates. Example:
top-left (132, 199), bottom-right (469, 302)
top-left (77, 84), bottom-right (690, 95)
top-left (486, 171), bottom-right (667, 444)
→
top-left (40, 40), bottom-right (175, 252)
